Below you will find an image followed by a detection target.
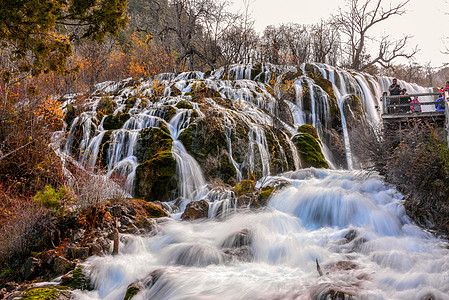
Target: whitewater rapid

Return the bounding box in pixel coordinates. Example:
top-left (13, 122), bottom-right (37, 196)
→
top-left (74, 169), bottom-right (449, 300)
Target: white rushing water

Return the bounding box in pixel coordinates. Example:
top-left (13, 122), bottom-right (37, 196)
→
top-left (75, 169), bottom-right (449, 300)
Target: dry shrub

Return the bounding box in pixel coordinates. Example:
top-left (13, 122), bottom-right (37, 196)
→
top-left (350, 120), bottom-right (449, 236)
top-left (0, 191), bottom-right (53, 269)
top-left (69, 167), bottom-right (126, 210)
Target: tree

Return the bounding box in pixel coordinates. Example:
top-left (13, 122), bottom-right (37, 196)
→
top-left (332, 0), bottom-right (417, 71)
top-left (0, 0), bottom-right (129, 79)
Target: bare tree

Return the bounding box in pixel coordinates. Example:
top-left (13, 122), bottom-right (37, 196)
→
top-left (332, 0), bottom-right (417, 71)
top-left (311, 20), bottom-right (340, 65)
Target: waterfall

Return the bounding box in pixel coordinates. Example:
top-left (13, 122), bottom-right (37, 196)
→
top-left (60, 62), bottom-right (435, 205)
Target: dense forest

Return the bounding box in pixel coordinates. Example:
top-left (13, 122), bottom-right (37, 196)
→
top-left (1, 0), bottom-right (449, 297)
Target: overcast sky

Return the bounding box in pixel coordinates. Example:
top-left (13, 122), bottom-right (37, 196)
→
top-left (230, 0), bottom-right (448, 68)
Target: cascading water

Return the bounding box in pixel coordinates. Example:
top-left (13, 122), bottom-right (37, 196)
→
top-left (74, 169), bottom-right (449, 300)
top-left (57, 63), bottom-right (448, 300)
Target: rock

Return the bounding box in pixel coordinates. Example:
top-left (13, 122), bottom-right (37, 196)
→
top-left (344, 230), bottom-right (357, 242)
top-left (109, 205), bottom-right (122, 218)
top-left (53, 256), bottom-right (76, 275)
top-left (221, 229), bottom-right (253, 248)
top-left (37, 249), bottom-right (57, 267)
top-left (20, 257), bottom-right (41, 280)
top-left (234, 180), bottom-right (255, 197)
top-left (236, 194), bottom-right (254, 208)
top-left (87, 243), bottom-right (102, 256)
top-left (61, 267), bottom-right (91, 290)
top-left (66, 246), bottom-right (90, 260)
top-left (257, 186), bottom-right (275, 207)
top-left (120, 215), bottom-right (131, 226)
top-left (292, 133), bottom-right (328, 168)
top-left (124, 282), bottom-right (143, 300)
top-left (21, 287), bottom-right (72, 300)
top-left (223, 246), bottom-right (253, 262)
top-left (142, 201), bottom-right (169, 218)
top-left (181, 200), bottom-right (209, 220)
top-left (134, 151), bottom-right (177, 202)
top-left (102, 112), bottom-right (130, 130)
top-left (72, 229), bottom-right (85, 243)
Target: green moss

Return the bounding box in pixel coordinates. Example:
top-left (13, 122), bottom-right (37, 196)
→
top-left (62, 267), bottom-right (92, 290)
top-left (135, 127), bottom-right (173, 163)
top-left (161, 105), bottom-right (177, 122)
top-left (304, 63), bottom-right (323, 78)
top-left (64, 104), bottom-right (76, 126)
top-left (134, 150), bottom-right (177, 202)
top-left (103, 112), bottom-right (130, 130)
top-left (259, 186), bottom-right (275, 206)
top-left (234, 179), bottom-right (255, 196)
top-left (22, 287), bottom-right (67, 300)
top-left (298, 125), bottom-right (319, 139)
top-left (292, 133), bottom-right (328, 169)
top-left (124, 286), bottom-right (140, 300)
top-left (138, 99), bottom-right (148, 109)
top-left (176, 100), bottom-right (194, 109)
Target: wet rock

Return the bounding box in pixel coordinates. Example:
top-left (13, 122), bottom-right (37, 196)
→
top-left (142, 268), bottom-right (166, 288)
top-left (53, 256), bottom-right (76, 275)
top-left (236, 194), bottom-right (254, 208)
top-left (37, 249), bottom-right (57, 267)
top-left (328, 261), bottom-right (359, 271)
top-left (344, 230), bottom-right (357, 242)
top-left (181, 200), bottom-right (209, 220)
top-left (20, 257), bottom-right (41, 280)
top-left (223, 246), bottom-right (253, 262)
top-left (142, 201), bottom-right (169, 218)
top-left (124, 282), bottom-right (143, 300)
top-left (221, 229), bottom-right (253, 248)
top-left (61, 267), bottom-right (92, 290)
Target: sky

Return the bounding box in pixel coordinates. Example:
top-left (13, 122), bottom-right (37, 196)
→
top-left (230, 0), bottom-right (448, 68)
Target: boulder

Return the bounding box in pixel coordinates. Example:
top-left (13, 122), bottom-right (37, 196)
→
top-left (134, 150), bottom-right (177, 202)
top-left (292, 133), bottom-right (328, 168)
top-left (53, 256), bottom-right (76, 275)
top-left (221, 229), bottom-right (252, 248)
top-left (20, 257), bottom-right (41, 280)
top-left (181, 200), bottom-right (209, 220)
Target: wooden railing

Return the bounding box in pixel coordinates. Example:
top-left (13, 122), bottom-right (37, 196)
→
top-left (382, 92), bottom-right (445, 119)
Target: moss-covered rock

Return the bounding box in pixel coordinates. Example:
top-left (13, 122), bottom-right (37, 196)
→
top-left (292, 133), bottom-right (328, 169)
top-left (176, 100), bottom-right (194, 109)
top-left (134, 150), bottom-right (177, 202)
top-left (234, 179), bottom-right (255, 197)
top-left (258, 186), bottom-right (275, 206)
top-left (298, 124), bottom-right (319, 139)
top-left (61, 267), bottom-right (92, 290)
top-left (135, 127), bottom-right (173, 163)
top-left (103, 112), bottom-right (130, 130)
top-left (124, 283), bottom-right (141, 300)
top-left (22, 287), bottom-right (70, 300)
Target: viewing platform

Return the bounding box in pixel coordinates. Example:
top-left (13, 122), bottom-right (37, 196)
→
top-left (381, 92), bottom-right (446, 122)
